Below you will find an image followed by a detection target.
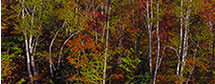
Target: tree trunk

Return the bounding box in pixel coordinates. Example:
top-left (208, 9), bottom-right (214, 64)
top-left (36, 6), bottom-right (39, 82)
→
top-left (149, 0), bottom-right (153, 75)
top-left (49, 25), bottom-right (63, 77)
top-left (180, 0), bottom-right (192, 83)
top-left (30, 6), bottom-right (37, 77)
top-left (103, 17), bottom-right (109, 84)
top-left (153, 0), bottom-right (160, 84)
top-left (103, 0), bottom-right (111, 84)
top-left (146, 0), bottom-right (152, 75)
top-left (24, 35), bottom-right (33, 82)
top-left (102, 1), bottom-right (107, 39)
top-left (32, 34), bottom-right (40, 76)
top-left (22, 0), bottom-right (33, 82)
top-left (57, 31), bottom-right (79, 67)
top-left (177, 0), bottom-right (184, 76)
top-left (48, 22), bottom-right (67, 77)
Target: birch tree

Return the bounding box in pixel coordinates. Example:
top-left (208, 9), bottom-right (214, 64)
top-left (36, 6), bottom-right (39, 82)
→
top-left (178, 0), bottom-right (192, 83)
top-left (103, 0), bottom-right (111, 84)
top-left (20, 0), bottom-right (33, 82)
top-left (17, 0), bottom-right (43, 82)
top-left (153, 0), bottom-right (160, 84)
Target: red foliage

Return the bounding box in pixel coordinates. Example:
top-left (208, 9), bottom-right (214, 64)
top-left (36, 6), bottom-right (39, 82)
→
top-left (66, 74), bottom-right (70, 77)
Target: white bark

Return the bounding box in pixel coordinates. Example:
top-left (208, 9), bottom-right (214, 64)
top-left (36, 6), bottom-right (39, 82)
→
top-left (49, 22), bottom-right (65, 77)
top-left (22, 0), bottom-right (33, 82)
top-left (30, 6), bottom-right (37, 76)
top-left (153, 0), bottom-right (160, 83)
top-left (102, 1), bottom-right (107, 39)
top-left (169, 46), bottom-right (181, 80)
top-left (149, 0), bottom-right (153, 75)
top-left (24, 34), bottom-right (33, 81)
top-left (32, 34), bottom-right (40, 74)
top-left (158, 40), bottom-right (167, 68)
top-left (180, 0), bottom-right (192, 83)
top-left (57, 31), bottom-right (79, 67)
top-left (177, 0), bottom-right (184, 76)
top-left (146, 0), bottom-right (152, 75)
top-left (103, 19), bottom-right (109, 84)
top-left (103, 0), bottom-right (111, 83)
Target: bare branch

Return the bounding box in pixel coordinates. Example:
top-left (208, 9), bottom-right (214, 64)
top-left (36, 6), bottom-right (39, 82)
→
top-left (169, 46), bottom-right (180, 59)
top-left (49, 22), bottom-right (66, 77)
top-left (57, 31), bottom-right (80, 67)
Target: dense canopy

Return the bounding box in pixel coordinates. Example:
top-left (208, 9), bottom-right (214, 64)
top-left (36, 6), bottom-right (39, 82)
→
top-left (1, 0), bottom-right (215, 83)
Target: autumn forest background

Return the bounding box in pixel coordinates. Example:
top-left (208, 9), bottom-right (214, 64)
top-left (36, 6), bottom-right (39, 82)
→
top-left (1, 0), bottom-right (215, 83)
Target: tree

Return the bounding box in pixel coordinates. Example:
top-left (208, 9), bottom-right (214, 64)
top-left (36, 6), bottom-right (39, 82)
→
top-left (2, 0), bottom-right (215, 83)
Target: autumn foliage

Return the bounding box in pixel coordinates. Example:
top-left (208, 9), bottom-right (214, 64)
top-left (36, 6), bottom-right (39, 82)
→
top-left (1, 0), bottom-right (215, 83)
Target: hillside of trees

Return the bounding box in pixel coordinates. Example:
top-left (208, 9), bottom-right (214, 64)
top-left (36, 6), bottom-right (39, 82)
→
top-left (1, 0), bottom-right (215, 83)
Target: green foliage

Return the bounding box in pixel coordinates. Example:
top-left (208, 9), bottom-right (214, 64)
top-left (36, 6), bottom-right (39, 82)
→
top-left (1, 0), bottom-right (215, 83)
top-left (17, 78), bottom-right (26, 84)
top-left (119, 48), bottom-right (143, 83)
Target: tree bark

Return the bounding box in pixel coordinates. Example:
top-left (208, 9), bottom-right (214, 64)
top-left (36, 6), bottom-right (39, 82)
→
top-left (149, 0), bottom-right (153, 75)
top-left (103, 0), bottom-right (111, 84)
top-left (22, 0), bottom-right (33, 82)
top-left (24, 34), bottom-right (33, 82)
top-left (146, 0), bottom-right (152, 75)
top-left (102, 1), bottom-right (107, 39)
top-left (49, 22), bottom-right (65, 77)
top-left (30, 6), bottom-right (37, 77)
top-left (177, 0), bottom-right (184, 76)
top-left (57, 31), bottom-right (79, 67)
top-left (180, 0), bottom-right (192, 83)
top-left (153, 0), bottom-right (160, 83)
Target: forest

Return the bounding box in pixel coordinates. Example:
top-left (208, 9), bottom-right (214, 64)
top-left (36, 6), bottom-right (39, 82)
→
top-left (1, 0), bottom-right (215, 83)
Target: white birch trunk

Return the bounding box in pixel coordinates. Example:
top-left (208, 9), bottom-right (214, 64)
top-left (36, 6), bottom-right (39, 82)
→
top-left (30, 6), bottom-right (37, 76)
top-left (146, 0), bottom-right (152, 75)
top-left (22, 0), bottom-right (33, 82)
top-left (103, 18), bottom-right (109, 84)
top-left (48, 22), bottom-right (67, 77)
top-left (149, 0), bottom-right (153, 75)
top-left (24, 34), bottom-right (33, 82)
top-left (180, 0), bottom-right (192, 83)
top-left (49, 26), bottom-right (63, 77)
top-left (153, 0), bottom-right (160, 83)
top-left (103, 0), bottom-right (111, 83)
top-left (177, 0), bottom-right (184, 76)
